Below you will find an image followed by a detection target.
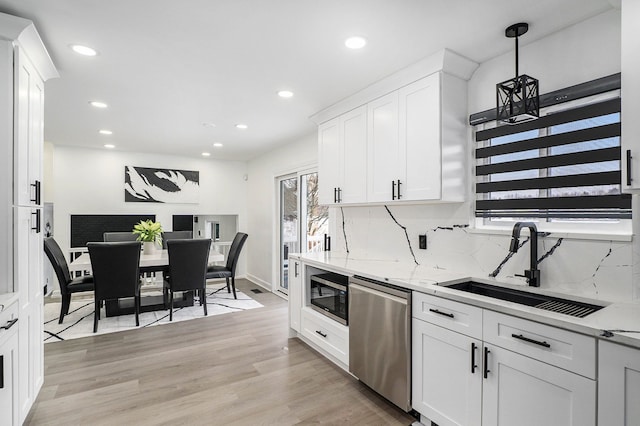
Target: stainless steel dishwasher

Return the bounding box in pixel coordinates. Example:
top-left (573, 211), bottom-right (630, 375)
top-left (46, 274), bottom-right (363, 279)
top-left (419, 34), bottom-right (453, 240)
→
top-left (348, 275), bottom-right (412, 412)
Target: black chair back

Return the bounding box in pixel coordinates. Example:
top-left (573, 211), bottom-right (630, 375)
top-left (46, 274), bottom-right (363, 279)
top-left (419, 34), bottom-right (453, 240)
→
top-left (161, 231), bottom-right (193, 249)
top-left (103, 232), bottom-right (138, 242)
top-left (167, 239), bottom-right (211, 292)
top-left (44, 237), bottom-right (72, 294)
top-left (87, 241), bottom-right (142, 300)
top-left (225, 232), bottom-right (248, 273)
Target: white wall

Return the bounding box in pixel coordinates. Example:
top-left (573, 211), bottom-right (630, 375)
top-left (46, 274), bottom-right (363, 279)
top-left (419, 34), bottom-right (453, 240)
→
top-left (331, 9), bottom-right (637, 302)
top-left (245, 134), bottom-right (317, 289)
top-left (48, 145), bottom-right (249, 274)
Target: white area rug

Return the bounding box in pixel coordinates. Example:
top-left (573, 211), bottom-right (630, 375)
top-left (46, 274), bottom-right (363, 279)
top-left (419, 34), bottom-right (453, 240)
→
top-left (43, 283), bottom-right (263, 343)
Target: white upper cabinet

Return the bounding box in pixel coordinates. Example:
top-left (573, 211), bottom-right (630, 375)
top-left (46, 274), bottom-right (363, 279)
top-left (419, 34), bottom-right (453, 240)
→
top-left (368, 72), bottom-right (466, 203)
top-left (367, 92), bottom-right (400, 202)
top-left (318, 105), bottom-right (367, 205)
top-left (313, 49), bottom-right (476, 206)
top-left (622, 0), bottom-right (640, 191)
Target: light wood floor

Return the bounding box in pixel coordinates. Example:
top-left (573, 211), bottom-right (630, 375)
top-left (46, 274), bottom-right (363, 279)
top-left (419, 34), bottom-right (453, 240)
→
top-left (26, 279), bottom-right (416, 425)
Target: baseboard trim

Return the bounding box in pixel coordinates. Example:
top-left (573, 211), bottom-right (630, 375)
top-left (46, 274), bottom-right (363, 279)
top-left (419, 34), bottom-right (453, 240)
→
top-left (245, 274), bottom-right (272, 292)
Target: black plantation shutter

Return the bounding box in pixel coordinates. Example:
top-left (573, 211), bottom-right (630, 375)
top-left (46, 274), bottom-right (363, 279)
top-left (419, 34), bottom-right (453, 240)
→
top-left (475, 97), bottom-right (631, 220)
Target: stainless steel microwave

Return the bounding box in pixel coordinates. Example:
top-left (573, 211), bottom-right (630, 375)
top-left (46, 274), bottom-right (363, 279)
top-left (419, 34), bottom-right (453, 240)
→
top-left (309, 272), bottom-right (348, 325)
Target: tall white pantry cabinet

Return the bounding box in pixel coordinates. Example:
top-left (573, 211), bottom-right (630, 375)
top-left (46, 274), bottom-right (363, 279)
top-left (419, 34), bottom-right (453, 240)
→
top-left (0, 12), bottom-right (58, 425)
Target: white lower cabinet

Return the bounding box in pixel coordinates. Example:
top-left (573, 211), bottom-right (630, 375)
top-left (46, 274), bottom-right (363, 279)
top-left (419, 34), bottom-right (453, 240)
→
top-left (598, 340), bottom-right (640, 425)
top-left (482, 345), bottom-right (595, 426)
top-left (300, 307), bottom-right (348, 366)
top-left (0, 301), bottom-right (19, 426)
top-left (412, 319), bottom-right (482, 426)
top-left (412, 292), bottom-right (596, 426)
top-left (288, 258), bottom-right (302, 332)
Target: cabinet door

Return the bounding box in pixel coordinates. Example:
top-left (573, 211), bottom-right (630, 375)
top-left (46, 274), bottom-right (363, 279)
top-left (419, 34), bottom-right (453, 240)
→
top-left (399, 74), bottom-right (441, 201)
top-left (339, 105), bottom-right (367, 204)
top-left (318, 118), bottom-right (341, 205)
top-left (367, 92), bottom-right (400, 202)
top-left (412, 319), bottom-right (482, 426)
top-left (14, 48), bottom-right (43, 208)
top-left (622, 0), bottom-right (640, 191)
top-left (15, 206), bottom-right (43, 422)
top-left (598, 340), bottom-right (640, 425)
top-left (0, 329), bottom-right (19, 426)
top-left (482, 345), bottom-right (596, 426)
top-left (288, 259), bottom-right (302, 332)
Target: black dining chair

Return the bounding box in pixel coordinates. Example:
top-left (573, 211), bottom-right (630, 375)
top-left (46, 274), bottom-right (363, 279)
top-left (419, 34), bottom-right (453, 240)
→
top-left (206, 232), bottom-right (248, 299)
top-left (87, 241), bottom-right (142, 333)
top-left (44, 237), bottom-right (95, 324)
top-left (164, 239), bottom-right (211, 321)
top-left (103, 231), bottom-right (138, 242)
top-left (161, 230), bottom-right (193, 249)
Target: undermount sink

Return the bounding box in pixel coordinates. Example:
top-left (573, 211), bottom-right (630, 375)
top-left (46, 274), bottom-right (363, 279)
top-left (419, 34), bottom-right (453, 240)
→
top-left (442, 281), bottom-right (604, 318)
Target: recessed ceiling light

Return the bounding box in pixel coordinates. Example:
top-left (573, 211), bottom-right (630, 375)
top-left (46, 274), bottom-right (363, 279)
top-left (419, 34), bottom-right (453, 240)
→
top-left (213, 143), bottom-right (223, 148)
top-left (235, 124), bottom-right (248, 129)
top-left (278, 90), bottom-right (294, 98)
top-left (202, 122), bottom-right (216, 128)
top-left (104, 144), bottom-right (115, 149)
top-left (99, 129), bottom-right (113, 135)
top-left (345, 36), bottom-right (367, 49)
top-left (71, 44), bottom-right (97, 56)
top-left (201, 152), bottom-right (211, 157)
top-left (89, 101), bottom-right (108, 108)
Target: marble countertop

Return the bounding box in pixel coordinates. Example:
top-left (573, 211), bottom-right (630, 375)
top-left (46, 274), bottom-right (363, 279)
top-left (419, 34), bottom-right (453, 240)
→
top-left (291, 252), bottom-right (640, 349)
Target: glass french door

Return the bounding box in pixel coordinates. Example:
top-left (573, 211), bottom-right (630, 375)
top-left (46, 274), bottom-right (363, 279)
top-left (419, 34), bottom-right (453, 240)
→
top-left (278, 171), bottom-right (328, 294)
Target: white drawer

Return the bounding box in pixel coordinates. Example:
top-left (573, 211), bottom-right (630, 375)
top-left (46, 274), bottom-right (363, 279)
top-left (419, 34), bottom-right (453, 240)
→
top-left (301, 307), bottom-right (349, 366)
top-left (483, 310), bottom-right (596, 379)
top-left (0, 301), bottom-right (18, 344)
top-left (412, 292), bottom-right (483, 339)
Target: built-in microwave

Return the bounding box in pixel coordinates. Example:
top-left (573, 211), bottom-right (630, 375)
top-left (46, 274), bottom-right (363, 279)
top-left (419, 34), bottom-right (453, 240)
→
top-left (309, 272), bottom-right (349, 325)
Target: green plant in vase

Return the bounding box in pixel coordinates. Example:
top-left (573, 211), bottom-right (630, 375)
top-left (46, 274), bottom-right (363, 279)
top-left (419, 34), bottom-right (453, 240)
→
top-left (132, 220), bottom-right (163, 252)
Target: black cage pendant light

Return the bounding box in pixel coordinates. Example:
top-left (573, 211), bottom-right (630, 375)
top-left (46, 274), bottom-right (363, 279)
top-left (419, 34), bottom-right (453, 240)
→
top-left (496, 22), bottom-right (539, 124)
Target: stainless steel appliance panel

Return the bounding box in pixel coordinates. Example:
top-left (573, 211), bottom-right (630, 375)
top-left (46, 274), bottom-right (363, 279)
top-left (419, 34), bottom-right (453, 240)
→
top-left (348, 276), bottom-right (411, 411)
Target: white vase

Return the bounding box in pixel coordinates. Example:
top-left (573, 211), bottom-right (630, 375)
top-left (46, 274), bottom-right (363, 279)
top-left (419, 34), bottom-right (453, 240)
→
top-left (143, 241), bottom-right (158, 254)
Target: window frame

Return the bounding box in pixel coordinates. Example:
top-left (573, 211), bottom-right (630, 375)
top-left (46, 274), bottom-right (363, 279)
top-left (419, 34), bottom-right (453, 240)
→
top-left (473, 90), bottom-right (631, 238)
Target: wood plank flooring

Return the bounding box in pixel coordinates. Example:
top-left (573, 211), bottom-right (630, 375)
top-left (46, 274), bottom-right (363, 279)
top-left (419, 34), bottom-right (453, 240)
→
top-left (26, 279), bottom-right (416, 425)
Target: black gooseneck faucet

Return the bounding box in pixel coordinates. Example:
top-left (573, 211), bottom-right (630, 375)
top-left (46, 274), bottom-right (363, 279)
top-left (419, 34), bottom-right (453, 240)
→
top-left (509, 222), bottom-right (540, 287)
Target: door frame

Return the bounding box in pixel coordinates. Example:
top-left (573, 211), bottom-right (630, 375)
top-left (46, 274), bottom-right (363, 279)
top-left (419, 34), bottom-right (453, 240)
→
top-left (273, 165), bottom-right (318, 296)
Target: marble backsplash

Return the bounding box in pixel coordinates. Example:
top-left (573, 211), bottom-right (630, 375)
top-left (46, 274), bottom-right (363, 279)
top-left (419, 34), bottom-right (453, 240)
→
top-left (330, 202), bottom-right (637, 303)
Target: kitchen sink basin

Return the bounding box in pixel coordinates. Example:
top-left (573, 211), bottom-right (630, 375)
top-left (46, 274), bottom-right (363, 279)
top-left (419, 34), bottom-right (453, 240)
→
top-left (442, 281), bottom-right (604, 318)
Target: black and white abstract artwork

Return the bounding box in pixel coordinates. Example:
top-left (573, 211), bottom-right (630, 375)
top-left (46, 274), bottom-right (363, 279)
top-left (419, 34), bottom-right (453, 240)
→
top-left (124, 166), bottom-right (199, 203)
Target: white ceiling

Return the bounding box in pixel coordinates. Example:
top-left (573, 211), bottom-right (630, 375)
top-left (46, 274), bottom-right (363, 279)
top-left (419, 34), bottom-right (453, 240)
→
top-left (0, 0), bottom-right (617, 161)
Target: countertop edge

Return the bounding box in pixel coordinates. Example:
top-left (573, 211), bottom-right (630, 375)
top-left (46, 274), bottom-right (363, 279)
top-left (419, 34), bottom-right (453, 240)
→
top-left (291, 253), bottom-right (640, 350)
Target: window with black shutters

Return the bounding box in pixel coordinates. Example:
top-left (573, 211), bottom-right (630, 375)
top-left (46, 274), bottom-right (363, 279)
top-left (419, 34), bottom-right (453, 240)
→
top-left (474, 94), bottom-right (631, 228)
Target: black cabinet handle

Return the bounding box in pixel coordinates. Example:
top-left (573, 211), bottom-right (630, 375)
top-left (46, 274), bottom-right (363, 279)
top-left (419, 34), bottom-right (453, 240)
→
top-left (30, 180), bottom-right (41, 204)
top-left (294, 262), bottom-right (299, 278)
top-left (471, 342), bottom-right (477, 374)
top-left (511, 333), bottom-right (551, 348)
top-left (324, 234), bottom-right (331, 251)
top-left (397, 179), bottom-right (402, 199)
top-left (315, 330), bottom-right (327, 338)
top-left (333, 187), bottom-right (337, 203)
top-left (627, 150), bottom-right (632, 186)
top-left (429, 308), bottom-right (454, 318)
top-left (0, 355), bottom-right (3, 389)
top-left (0, 318), bottom-right (18, 330)
top-left (31, 209), bottom-right (41, 233)
top-left (337, 187), bottom-right (342, 203)
top-left (483, 347), bottom-right (490, 379)
top-left (391, 180), bottom-right (396, 200)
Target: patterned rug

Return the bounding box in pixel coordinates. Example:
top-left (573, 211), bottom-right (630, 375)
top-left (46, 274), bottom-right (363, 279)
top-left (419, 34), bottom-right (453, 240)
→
top-left (43, 283), bottom-right (263, 343)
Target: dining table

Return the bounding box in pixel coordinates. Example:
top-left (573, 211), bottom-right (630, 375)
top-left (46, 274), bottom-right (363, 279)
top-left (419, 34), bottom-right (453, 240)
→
top-left (69, 247), bottom-right (225, 317)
